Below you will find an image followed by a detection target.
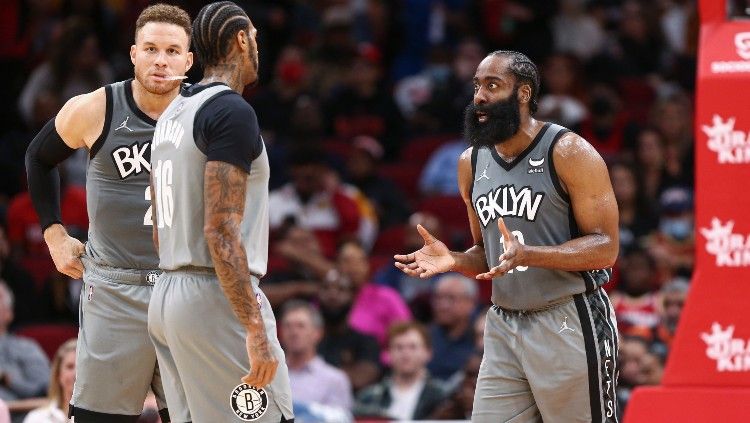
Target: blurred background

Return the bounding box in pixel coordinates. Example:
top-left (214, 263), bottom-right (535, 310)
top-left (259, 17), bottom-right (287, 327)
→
top-left (0, 0), bottom-right (704, 421)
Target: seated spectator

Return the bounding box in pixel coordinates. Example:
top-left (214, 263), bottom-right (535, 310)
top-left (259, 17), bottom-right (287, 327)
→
top-left (355, 322), bottom-right (445, 420)
top-left (345, 136), bottom-right (410, 228)
top-left (0, 282), bottom-right (50, 401)
top-left (536, 53), bottom-right (588, 128)
top-left (609, 161), bottom-right (658, 253)
top-left (5, 171), bottom-right (87, 286)
top-left (427, 273), bottom-right (478, 381)
top-left (610, 247), bottom-right (661, 334)
top-left (418, 139), bottom-right (466, 196)
top-left (22, 338), bottom-right (76, 423)
top-left (18, 17), bottom-right (113, 128)
top-left (0, 399), bottom-right (7, 423)
top-left (428, 352), bottom-right (481, 420)
top-left (264, 224), bottom-right (328, 308)
top-left (374, 212), bottom-right (444, 319)
top-left (0, 226), bottom-right (37, 327)
top-left (630, 278), bottom-right (690, 349)
top-left (646, 186), bottom-right (695, 282)
top-left (281, 300), bottom-right (353, 412)
top-left (616, 336), bottom-right (650, 418)
top-left (317, 276), bottom-right (381, 392)
top-left (323, 46), bottom-right (404, 159)
top-left (268, 149), bottom-right (361, 257)
top-left (339, 241), bottom-right (411, 352)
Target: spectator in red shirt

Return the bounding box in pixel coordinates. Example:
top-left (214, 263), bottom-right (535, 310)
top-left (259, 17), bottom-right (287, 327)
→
top-left (269, 148), bottom-right (361, 257)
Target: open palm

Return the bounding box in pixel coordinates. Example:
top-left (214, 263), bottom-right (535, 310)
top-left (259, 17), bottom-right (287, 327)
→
top-left (394, 224), bottom-right (455, 278)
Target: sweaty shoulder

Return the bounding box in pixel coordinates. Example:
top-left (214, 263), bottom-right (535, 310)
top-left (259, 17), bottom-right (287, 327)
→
top-left (55, 87), bottom-right (106, 149)
top-left (457, 146), bottom-right (474, 200)
top-left (551, 132), bottom-right (608, 194)
top-left (195, 92), bottom-right (263, 173)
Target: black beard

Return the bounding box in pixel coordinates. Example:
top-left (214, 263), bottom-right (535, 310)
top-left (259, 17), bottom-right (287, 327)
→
top-left (463, 92), bottom-right (521, 149)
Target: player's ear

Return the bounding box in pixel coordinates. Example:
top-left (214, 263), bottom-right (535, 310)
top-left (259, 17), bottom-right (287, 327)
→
top-left (185, 51), bottom-right (194, 72)
top-left (236, 29), bottom-right (248, 52)
top-left (518, 84), bottom-right (531, 105)
top-left (130, 44), bottom-right (137, 66)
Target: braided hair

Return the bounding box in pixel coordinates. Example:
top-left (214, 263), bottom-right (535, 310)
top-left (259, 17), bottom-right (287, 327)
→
top-left (192, 1), bottom-right (250, 67)
top-left (490, 50), bottom-right (540, 114)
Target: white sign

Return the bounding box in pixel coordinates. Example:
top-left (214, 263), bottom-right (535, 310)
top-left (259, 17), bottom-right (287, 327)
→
top-left (700, 218), bottom-right (750, 267)
top-left (701, 115), bottom-right (750, 164)
top-left (701, 322), bottom-right (750, 372)
top-left (710, 32), bottom-right (750, 73)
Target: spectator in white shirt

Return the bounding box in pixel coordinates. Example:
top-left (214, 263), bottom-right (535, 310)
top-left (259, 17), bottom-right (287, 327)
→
top-left (23, 338), bottom-right (76, 423)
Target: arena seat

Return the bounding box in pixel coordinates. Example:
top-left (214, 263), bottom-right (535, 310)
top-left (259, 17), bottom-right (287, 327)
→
top-left (399, 133), bottom-right (459, 167)
top-left (15, 323), bottom-right (79, 360)
top-left (372, 225), bottom-right (405, 255)
top-left (377, 163), bottom-right (422, 199)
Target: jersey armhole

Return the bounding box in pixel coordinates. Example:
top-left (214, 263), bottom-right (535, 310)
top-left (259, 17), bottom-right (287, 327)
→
top-left (89, 85), bottom-right (113, 160)
top-left (192, 90), bottom-right (235, 155)
top-left (469, 146), bottom-right (479, 208)
top-left (548, 129), bottom-right (571, 203)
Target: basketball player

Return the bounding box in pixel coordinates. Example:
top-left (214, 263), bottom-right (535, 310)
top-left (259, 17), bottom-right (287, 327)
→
top-left (148, 2), bottom-right (293, 422)
top-left (24, 4), bottom-right (193, 422)
top-left (395, 51), bottom-right (620, 422)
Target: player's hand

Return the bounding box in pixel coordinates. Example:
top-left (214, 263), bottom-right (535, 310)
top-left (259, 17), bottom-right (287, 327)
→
top-left (243, 334), bottom-right (278, 388)
top-left (394, 224), bottom-right (455, 279)
top-left (477, 218), bottom-right (525, 280)
top-left (44, 225), bottom-right (85, 279)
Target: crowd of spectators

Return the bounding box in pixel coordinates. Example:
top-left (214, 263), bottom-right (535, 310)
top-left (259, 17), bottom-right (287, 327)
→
top-left (0, 0), bottom-right (699, 421)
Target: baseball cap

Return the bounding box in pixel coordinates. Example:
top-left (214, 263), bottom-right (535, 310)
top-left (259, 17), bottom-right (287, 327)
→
top-left (659, 186), bottom-right (693, 215)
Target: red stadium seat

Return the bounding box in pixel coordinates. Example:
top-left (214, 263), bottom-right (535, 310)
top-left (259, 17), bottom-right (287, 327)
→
top-left (377, 163), bottom-right (422, 199)
top-left (15, 323), bottom-right (78, 360)
top-left (417, 195), bottom-right (472, 249)
top-left (372, 225), bottom-right (405, 255)
top-left (368, 254), bottom-right (393, 275)
top-left (399, 134), bottom-right (459, 167)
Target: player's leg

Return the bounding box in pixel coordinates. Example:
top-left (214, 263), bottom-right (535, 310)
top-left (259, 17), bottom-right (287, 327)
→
top-left (71, 262), bottom-right (168, 422)
top-left (159, 271), bottom-right (293, 422)
top-left (148, 276), bottom-right (191, 423)
top-left (525, 293), bottom-right (618, 423)
top-left (472, 307), bottom-right (541, 423)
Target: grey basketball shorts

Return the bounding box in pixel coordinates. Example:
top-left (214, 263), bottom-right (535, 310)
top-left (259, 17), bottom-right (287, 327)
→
top-left (473, 289), bottom-right (619, 423)
top-left (148, 269), bottom-right (294, 423)
top-left (72, 255), bottom-right (167, 418)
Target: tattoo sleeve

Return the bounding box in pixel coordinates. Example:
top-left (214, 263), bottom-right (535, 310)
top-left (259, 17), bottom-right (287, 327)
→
top-left (204, 161), bottom-right (268, 346)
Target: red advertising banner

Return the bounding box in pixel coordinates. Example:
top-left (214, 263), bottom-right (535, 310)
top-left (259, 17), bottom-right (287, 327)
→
top-left (625, 0), bottom-right (750, 421)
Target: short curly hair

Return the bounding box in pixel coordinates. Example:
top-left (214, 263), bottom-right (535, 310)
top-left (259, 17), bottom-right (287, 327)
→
top-left (135, 3), bottom-right (192, 44)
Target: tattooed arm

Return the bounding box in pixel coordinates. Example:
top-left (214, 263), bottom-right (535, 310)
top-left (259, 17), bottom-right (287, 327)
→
top-left (204, 160), bottom-right (278, 388)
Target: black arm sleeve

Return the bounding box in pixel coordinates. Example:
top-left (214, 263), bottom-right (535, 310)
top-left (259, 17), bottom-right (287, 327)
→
top-left (194, 92), bottom-right (263, 173)
top-left (24, 118), bottom-right (77, 231)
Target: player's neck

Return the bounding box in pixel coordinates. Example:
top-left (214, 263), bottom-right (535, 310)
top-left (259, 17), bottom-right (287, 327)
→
top-left (131, 79), bottom-right (179, 121)
top-left (494, 117), bottom-right (544, 162)
top-left (202, 61), bottom-right (245, 93)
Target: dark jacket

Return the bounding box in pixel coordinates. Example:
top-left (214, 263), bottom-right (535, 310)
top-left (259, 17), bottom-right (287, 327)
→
top-left (354, 376), bottom-right (446, 420)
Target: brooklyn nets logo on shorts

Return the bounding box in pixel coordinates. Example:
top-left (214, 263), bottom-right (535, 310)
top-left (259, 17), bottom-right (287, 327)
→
top-left (230, 384), bottom-right (268, 421)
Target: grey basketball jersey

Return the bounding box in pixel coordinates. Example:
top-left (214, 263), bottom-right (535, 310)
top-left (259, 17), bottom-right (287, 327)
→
top-left (470, 123), bottom-right (611, 310)
top-left (86, 79), bottom-right (158, 270)
top-left (151, 84), bottom-right (270, 276)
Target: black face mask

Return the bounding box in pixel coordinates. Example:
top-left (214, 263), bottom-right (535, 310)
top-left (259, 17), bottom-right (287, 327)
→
top-left (464, 89), bottom-right (521, 149)
top-left (321, 303), bottom-right (352, 325)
